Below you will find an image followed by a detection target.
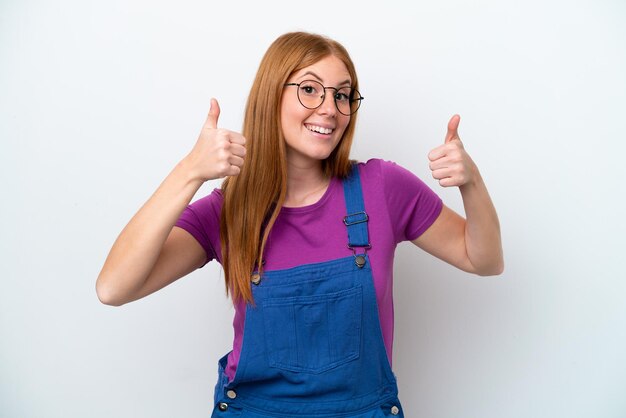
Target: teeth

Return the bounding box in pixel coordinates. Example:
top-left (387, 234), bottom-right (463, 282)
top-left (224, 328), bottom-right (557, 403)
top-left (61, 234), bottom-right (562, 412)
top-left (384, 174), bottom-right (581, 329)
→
top-left (306, 124), bottom-right (333, 134)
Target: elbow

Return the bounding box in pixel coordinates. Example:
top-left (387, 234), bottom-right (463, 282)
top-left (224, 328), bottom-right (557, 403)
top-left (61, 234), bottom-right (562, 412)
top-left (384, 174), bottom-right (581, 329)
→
top-left (476, 258), bottom-right (505, 277)
top-left (96, 274), bottom-right (126, 307)
top-left (96, 286), bottom-right (124, 307)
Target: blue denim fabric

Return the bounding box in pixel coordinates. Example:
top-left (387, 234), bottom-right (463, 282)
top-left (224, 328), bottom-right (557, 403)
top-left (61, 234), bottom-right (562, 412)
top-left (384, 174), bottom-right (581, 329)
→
top-left (211, 166), bottom-right (404, 417)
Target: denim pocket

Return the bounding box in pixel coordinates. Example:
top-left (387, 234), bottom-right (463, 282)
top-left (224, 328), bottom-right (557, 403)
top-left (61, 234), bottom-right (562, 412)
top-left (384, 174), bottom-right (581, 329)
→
top-left (262, 285), bottom-right (362, 374)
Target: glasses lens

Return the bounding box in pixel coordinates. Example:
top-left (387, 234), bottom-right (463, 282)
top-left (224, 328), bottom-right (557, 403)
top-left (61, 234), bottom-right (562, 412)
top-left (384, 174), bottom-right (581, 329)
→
top-left (294, 80), bottom-right (362, 115)
top-left (349, 89), bottom-right (362, 115)
top-left (335, 87), bottom-right (362, 115)
top-left (297, 80), bottom-right (324, 109)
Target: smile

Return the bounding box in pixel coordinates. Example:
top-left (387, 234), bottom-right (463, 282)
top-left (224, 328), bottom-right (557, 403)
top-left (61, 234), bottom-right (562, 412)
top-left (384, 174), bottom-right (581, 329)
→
top-left (305, 124), bottom-right (334, 135)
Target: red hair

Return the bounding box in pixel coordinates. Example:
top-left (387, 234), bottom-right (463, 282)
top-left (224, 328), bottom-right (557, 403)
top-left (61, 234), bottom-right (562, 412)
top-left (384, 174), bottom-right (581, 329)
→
top-left (220, 32), bottom-right (360, 303)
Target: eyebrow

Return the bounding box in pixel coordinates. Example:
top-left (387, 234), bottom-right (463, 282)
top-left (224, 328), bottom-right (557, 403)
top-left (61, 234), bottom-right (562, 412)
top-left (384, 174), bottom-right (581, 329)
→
top-left (298, 70), bottom-right (352, 87)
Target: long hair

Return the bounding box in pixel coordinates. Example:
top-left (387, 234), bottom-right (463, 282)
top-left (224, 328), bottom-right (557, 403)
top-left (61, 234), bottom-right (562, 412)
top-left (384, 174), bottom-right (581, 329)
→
top-left (220, 32), bottom-right (360, 303)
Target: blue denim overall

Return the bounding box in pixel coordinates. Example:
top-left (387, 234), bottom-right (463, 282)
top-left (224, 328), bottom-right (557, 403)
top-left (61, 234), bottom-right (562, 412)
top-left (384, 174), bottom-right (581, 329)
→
top-left (211, 166), bottom-right (404, 417)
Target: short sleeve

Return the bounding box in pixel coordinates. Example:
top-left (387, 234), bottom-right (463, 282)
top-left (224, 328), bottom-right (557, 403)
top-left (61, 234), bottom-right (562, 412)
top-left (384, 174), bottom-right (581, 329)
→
top-left (174, 188), bottom-right (223, 265)
top-left (380, 160), bottom-right (443, 243)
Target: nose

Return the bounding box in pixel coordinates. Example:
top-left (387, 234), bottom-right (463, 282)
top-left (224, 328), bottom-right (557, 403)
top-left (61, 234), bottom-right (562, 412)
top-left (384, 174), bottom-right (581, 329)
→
top-left (317, 89), bottom-right (337, 117)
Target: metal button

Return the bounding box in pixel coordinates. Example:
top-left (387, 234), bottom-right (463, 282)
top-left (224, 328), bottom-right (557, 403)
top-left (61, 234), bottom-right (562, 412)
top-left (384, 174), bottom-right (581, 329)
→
top-left (251, 273), bottom-right (261, 285)
top-left (391, 405), bottom-right (400, 415)
top-left (218, 402), bottom-right (228, 411)
top-left (226, 390), bottom-right (237, 399)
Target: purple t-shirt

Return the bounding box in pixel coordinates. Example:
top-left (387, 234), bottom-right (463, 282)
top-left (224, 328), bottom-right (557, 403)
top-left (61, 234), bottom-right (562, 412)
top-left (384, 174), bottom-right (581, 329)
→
top-left (175, 159), bottom-right (443, 381)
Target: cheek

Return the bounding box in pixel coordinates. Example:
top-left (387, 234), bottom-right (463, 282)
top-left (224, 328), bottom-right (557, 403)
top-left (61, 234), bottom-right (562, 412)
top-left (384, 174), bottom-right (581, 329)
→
top-left (337, 117), bottom-right (351, 137)
top-left (280, 101), bottom-right (303, 133)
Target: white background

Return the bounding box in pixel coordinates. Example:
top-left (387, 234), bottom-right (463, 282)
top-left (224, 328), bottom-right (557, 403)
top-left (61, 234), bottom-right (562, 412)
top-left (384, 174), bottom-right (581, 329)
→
top-left (1, 0), bottom-right (625, 417)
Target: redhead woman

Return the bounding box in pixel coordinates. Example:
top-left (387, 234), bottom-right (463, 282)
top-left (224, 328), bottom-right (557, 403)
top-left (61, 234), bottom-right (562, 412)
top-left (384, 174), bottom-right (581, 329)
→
top-left (97, 31), bottom-right (503, 417)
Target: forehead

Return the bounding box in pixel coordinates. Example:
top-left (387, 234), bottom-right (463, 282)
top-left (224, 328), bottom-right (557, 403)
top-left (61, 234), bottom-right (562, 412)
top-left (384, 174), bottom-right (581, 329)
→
top-left (290, 55), bottom-right (351, 84)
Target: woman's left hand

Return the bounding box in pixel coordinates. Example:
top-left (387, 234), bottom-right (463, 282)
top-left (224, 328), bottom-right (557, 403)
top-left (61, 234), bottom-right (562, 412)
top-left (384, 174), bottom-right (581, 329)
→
top-left (416, 114), bottom-right (504, 276)
top-left (428, 115), bottom-right (476, 188)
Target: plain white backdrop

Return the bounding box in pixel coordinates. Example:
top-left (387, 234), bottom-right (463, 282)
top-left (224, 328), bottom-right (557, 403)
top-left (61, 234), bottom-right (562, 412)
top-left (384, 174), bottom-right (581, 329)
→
top-left (1, 0), bottom-right (625, 417)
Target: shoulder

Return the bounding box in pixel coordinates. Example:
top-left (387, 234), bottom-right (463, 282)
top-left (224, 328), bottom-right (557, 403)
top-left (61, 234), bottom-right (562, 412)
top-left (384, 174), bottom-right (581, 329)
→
top-left (354, 158), bottom-right (442, 242)
top-left (355, 158), bottom-right (422, 188)
top-left (175, 188), bottom-right (224, 264)
top-left (177, 188), bottom-right (224, 240)
top-left (186, 188), bottom-right (224, 216)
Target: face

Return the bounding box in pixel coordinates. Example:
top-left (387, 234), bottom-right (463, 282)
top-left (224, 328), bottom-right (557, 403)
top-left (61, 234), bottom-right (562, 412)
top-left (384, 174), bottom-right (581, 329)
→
top-left (280, 55), bottom-right (352, 169)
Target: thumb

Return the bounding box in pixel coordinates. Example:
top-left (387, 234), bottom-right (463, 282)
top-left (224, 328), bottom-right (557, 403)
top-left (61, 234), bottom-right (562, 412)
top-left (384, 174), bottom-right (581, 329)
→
top-left (445, 114), bottom-right (461, 143)
top-left (205, 98), bottom-right (221, 129)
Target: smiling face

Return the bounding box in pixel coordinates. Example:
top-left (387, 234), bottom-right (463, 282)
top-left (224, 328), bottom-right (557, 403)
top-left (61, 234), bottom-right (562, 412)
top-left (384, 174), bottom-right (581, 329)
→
top-left (280, 55), bottom-right (352, 169)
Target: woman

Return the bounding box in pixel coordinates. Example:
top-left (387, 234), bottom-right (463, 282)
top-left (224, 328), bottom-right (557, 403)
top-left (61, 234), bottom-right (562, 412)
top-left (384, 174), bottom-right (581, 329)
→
top-left (97, 31), bottom-right (503, 417)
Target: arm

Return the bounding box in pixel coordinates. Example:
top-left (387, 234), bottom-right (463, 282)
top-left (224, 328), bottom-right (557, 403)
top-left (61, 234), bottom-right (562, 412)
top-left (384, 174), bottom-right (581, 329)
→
top-left (412, 115), bottom-right (503, 276)
top-left (96, 99), bottom-right (246, 306)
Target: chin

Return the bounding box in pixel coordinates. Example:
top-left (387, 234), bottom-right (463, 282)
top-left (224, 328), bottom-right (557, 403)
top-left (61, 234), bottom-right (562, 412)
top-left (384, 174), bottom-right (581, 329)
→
top-left (309, 148), bottom-right (336, 161)
top-left (285, 139), bottom-right (340, 164)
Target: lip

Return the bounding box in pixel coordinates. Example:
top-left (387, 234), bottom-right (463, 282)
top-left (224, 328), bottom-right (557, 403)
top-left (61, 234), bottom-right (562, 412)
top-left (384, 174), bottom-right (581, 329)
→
top-left (304, 123), bottom-right (335, 135)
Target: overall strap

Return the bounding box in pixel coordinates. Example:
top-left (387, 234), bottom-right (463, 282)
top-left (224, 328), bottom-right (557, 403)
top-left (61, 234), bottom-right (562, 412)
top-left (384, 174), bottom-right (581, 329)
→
top-left (343, 164), bottom-right (370, 267)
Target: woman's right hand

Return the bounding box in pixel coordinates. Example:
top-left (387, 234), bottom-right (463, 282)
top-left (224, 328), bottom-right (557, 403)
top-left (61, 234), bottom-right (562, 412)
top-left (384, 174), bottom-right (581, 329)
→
top-left (96, 98), bottom-right (245, 306)
top-left (184, 98), bottom-right (247, 181)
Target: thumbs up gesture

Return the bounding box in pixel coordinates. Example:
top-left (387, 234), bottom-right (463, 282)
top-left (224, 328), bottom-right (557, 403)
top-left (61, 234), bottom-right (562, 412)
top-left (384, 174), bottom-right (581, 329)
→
top-left (428, 115), bottom-right (476, 188)
top-left (185, 98), bottom-right (247, 181)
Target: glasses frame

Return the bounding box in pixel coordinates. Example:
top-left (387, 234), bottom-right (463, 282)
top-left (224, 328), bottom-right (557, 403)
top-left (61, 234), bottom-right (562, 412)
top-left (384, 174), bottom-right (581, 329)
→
top-left (284, 80), bottom-right (364, 116)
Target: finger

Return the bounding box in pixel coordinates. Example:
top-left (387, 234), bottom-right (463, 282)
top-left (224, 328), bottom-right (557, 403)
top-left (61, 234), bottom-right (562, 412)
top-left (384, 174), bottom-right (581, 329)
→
top-left (229, 143), bottom-right (247, 158)
top-left (438, 177), bottom-right (458, 188)
top-left (228, 133), bottom-right (247, 146)
top-left (205, 98), bottom-right (221, 129)
top-left (429, 158), bottom-right (450, 171)
top-left (428, 144), bottom-right (447, 161)
top-left (225, 164), bottom-right (242, 177)
top-left (228, 154), bottom-right (245, 167)
top-left (431, 167), bottom-right (452, 181)
top-left (431, 169), bottom-right (460, 188)
top-left (445, 114), bottom-right (461, 143)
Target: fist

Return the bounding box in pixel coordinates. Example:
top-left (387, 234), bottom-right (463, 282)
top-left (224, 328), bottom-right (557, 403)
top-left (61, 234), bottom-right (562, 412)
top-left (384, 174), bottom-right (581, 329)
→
top-left (428, 115), bottom-right (475, 188)
top-left (187, 98), bottom-right (247, 181)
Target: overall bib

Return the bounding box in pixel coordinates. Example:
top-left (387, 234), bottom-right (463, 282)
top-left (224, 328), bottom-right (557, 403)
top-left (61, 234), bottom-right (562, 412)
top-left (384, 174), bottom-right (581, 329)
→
top-left (211, 166), bottom-right (404, 417)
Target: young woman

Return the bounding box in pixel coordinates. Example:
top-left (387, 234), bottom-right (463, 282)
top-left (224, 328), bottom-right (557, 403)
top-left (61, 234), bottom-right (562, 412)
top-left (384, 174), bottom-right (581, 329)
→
top-left (97, 31), bottom-right (503, 417)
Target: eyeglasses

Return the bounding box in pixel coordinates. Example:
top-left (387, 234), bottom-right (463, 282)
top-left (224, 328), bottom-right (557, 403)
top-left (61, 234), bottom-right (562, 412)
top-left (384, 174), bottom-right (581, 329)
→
top-left (284, 80), bottom-right (364, 116)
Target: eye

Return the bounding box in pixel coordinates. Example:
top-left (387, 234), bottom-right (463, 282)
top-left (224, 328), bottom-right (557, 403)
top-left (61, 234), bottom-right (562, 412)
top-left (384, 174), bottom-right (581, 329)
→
top-left (335, 89), bottom-right (351, 102)
top-left (299, 81), bottom-right (321, 96)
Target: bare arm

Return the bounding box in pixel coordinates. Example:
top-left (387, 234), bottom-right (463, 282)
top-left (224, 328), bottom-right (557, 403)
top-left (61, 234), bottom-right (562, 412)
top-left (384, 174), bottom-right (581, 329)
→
top-left (412, 115), bottom-right (503, 276)
top-left (96, 165), bottom-right (206, 306)
top-left (96, 99), bottom-right (246, 305)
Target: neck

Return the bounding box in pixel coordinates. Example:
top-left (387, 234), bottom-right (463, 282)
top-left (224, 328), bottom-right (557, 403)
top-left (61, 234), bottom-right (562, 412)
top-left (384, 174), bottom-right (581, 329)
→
top-left (284, 159), bottom-right (330, 208)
